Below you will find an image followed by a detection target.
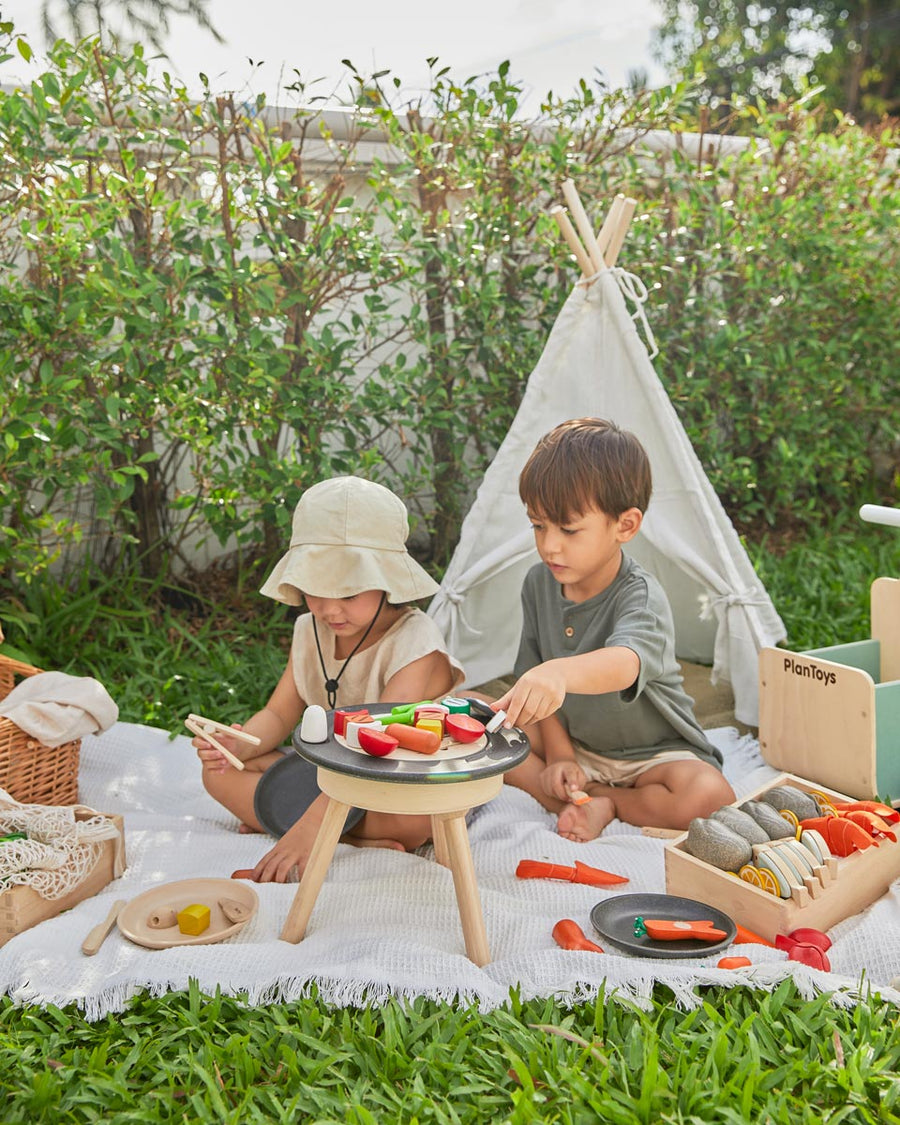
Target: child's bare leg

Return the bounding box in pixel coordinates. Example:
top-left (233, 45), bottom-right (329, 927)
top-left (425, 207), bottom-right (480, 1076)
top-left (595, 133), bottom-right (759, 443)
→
top-left (201, 751), bottom-right (283, 831)
top-left (563, 759), bottom-right (735, 836)
top-left (343, 812), bottom-right (433, 853)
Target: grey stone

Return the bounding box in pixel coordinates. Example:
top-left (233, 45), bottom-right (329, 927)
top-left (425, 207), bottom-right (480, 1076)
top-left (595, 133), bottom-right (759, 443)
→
top-left (740, 800), bottom-right (796, 840)
top-left (759, 785), bottom-right (819, 821)
top-left (683, 817), bottom-right (753, 872)
top-left (711, 805), bottom-right (771, 846)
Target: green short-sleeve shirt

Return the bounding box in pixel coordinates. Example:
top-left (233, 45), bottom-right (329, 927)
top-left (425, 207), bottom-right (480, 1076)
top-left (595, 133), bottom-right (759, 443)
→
top-left (513, 554), bottom-right (723, 769)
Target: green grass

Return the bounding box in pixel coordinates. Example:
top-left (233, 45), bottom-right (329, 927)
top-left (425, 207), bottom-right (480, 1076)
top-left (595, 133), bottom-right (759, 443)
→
top-left (2, 982), bottom-right (900, 1123)
top-left (2, 522), bottom-right (900, 1122)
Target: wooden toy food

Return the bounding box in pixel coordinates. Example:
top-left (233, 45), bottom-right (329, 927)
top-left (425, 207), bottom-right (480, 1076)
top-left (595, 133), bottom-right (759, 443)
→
top-left (177, 903), bottom-right (211, 935)
top-left (717, 956), bottom-right (752, 969)
top-left (384, 723), bottom-right (440, 755)
top-left (444, 714), bottom-right (485, 743)
top-left (684, 817), bottom-right (752, 872)
top-left (415, 717), bottom-right (444, 739)
top-left (333, 709), bottom-right (370, 737)
top-left (357, 728), bottom-right (400, 757)
top-left (146, 907), bottom-right (178, 929)
top-left (551, 919), bottom-right (604, 953)
top-left (640, 918), bottom-right (727, 942)
top-left (515, 859), bottom-right (628, 887)
top-left (218, 898), bottom-right (252, 924)
top-left (299, 705), bottom-right (328, 743)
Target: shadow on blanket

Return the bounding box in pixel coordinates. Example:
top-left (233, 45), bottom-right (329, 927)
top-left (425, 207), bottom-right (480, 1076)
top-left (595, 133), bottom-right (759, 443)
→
top-left (1, 718), bottom-right (897, 1020)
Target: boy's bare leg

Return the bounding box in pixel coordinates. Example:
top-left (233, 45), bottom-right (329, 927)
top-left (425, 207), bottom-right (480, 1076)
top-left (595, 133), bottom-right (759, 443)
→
top-left (558, 758), bottom-right (735, 840)
top-left (504, 739), bottom-right (618, 841)
top-left (201, 750), bottom-right (284, 831)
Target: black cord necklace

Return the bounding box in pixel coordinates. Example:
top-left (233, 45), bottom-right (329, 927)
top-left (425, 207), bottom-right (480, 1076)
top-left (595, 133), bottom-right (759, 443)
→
top-left (312, 592), bottom-right (387, 709)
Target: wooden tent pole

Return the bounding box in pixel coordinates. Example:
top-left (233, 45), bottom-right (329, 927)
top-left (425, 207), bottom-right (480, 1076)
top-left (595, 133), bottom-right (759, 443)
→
top-left (561, 179), bottom-right (603, 272)
top-left (550, 206), bottom-right (593, 277)
top-left (596, 194), bottom-right (626, 259)
top-left (605, 197), bottom-right (637, 267)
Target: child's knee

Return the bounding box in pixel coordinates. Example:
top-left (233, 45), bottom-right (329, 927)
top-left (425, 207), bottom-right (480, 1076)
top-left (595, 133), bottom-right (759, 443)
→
top-left (688, 768), bottom-right (735, 818)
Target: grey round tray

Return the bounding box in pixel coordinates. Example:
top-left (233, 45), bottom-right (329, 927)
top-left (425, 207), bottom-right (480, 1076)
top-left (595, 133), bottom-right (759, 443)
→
top-left (292, 703), bottom-right (530, 783)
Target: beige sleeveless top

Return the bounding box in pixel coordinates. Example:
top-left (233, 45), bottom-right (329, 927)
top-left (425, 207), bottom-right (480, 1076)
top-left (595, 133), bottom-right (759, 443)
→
top-left (290, 607), bottom-right (465, 710)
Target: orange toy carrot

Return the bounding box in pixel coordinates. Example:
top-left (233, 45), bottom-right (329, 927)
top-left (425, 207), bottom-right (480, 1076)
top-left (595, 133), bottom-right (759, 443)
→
top-left (734, 923), bottom-right (776, 948)
top-left (515, 859), bottom-right (629, 886)
top-left (642, 918), bottom-right (727, 942)
top-left (552, 919), bottom-right (604, 953)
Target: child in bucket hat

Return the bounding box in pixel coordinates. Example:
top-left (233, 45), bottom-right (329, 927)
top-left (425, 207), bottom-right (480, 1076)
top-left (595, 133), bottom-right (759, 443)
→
top-left (193, 476), bottom-right (464, 883)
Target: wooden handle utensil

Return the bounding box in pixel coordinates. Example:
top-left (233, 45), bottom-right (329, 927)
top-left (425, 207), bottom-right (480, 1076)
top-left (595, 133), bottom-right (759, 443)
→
top-left (81, 899), bottom-right (127, 956)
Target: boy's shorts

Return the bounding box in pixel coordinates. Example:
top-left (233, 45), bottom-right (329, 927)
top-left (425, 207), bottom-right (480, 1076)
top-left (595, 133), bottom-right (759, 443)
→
top-left (572, 745), bottom-right (703, 787)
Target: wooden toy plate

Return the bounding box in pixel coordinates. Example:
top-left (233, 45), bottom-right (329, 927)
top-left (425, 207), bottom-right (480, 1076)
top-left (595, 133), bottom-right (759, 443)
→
top-left (590, 893), bottom-right (736, 959)
top-left (117, 878), bottom-right (258, 950)
top-left (339, 729), bottom-right (488, 763)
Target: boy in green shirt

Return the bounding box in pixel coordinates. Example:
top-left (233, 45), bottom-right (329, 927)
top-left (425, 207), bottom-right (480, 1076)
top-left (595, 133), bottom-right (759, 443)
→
top-left (496, 418), bottom-right (735, 840)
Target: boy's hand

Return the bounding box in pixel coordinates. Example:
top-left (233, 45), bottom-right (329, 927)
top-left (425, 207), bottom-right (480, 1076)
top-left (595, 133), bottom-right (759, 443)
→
top-left (193, 723), bottom-right (245, 774)
top-left (540, 760), bottom-right (588, 803)
top-left (494, 661), bottom-right (567, 728)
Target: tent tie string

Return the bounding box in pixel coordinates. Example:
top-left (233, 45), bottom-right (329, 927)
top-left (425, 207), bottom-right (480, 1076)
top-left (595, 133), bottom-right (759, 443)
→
top-left (611, 267), bottom-right (660, 360)
top-left (698, 586), bottom-right (768, 620)
top-left (577, 265), bottom-right (659, 360)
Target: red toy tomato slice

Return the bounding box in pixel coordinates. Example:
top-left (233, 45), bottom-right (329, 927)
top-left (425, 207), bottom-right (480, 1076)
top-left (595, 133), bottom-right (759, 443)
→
top-left (357, 728), bottom-right (400, 757)
top-left (787, 927), bottom-right (832, 952)
top-left (445, 714), bottom-right (485, 743)
top-left (788, 943), bottom-right (831, 971)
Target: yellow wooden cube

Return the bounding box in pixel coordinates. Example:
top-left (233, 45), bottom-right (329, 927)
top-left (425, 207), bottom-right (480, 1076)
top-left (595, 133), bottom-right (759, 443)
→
top-left (416, 717), bottom-right (444, 739)
top-left (177, 903), bottom-right (211, 935)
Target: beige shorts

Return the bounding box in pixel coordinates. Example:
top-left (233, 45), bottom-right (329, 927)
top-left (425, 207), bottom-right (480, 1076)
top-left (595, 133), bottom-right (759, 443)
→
top-left (572, 746), bottom-right (701, 787)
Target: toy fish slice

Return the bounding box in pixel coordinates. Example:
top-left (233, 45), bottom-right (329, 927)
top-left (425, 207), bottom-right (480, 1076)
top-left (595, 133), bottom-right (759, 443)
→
top-left (641, 918), bottom-right (728, 942)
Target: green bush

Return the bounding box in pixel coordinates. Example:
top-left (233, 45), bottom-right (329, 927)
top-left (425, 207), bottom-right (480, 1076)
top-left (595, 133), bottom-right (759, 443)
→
top-left (0, 28), bottom-right (897, 601)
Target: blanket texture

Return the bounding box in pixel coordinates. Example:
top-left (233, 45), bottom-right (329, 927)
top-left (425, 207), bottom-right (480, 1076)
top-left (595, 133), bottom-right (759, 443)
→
top-left (1, 721), bottom-right (899, 1020)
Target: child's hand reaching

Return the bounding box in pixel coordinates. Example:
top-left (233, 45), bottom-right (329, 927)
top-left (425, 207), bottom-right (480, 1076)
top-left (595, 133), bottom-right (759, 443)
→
top-left (193, 723), bottom-right (245, 774)
top-left (540, 760), bottom-right (588, 803)
top-left (493, 660), bottom-right (568, 728)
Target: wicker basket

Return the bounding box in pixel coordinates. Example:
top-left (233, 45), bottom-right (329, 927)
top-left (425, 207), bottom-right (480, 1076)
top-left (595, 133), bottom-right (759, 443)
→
top-left (0, 655), bottom-right (80, 805)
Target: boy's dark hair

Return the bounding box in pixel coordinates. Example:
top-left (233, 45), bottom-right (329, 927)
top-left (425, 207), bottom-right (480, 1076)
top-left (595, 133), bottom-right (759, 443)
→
top-left (518, 418), bottom-right (652, 522)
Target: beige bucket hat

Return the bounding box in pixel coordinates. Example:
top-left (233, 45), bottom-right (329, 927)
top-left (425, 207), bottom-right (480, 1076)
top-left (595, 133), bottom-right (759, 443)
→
top-left (260, 476), bottom-right (439, 606)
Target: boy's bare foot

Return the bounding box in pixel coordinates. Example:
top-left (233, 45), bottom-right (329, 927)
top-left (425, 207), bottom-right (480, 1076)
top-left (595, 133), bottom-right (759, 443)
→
top-left (342, 835), bottom-right (407, 853)
top-left (557, 796), bottom-right (616, 842)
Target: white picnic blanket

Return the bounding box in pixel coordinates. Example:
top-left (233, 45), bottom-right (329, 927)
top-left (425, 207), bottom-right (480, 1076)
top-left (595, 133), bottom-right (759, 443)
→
top-left (2, 721), bottom-right (899, 1020)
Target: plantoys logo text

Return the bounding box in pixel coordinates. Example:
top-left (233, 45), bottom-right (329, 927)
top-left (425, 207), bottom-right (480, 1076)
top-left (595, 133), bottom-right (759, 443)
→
top-left (783, 656), bottom-right (837, 686)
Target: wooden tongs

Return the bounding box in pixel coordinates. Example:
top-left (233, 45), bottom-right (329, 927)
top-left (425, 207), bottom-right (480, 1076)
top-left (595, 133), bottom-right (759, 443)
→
top-left (184, 713), bottom-right (261, 772)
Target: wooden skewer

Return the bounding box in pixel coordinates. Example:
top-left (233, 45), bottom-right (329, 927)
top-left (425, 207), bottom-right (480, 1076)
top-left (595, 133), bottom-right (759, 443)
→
top-left (550, 206), bottom-right (593, 277)
top-left (561, 179), bottom-right (603, 272)
top-left (185, 713), bottom-right (261, 772)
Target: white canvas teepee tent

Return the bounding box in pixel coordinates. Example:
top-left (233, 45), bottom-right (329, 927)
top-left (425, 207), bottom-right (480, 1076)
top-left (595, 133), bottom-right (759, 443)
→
top-left (428, 185), bottom-right (785, 727)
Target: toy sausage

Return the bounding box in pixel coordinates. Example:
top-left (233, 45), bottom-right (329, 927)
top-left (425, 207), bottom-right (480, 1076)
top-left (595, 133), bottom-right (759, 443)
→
top-left (384, 723), bottom-right (441, 755)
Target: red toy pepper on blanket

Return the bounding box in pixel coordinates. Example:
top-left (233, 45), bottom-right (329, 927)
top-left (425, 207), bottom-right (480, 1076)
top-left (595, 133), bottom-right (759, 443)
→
top-left (516, 859), bottom-right (628, 887)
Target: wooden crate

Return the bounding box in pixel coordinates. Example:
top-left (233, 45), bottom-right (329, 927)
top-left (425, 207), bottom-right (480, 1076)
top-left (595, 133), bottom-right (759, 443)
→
top-left (758, 577), bottom-right (900, 800)
top-left (0, 810), bottom-right (126, 947)
top-left (665, 774), bottom-right (900, 941)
